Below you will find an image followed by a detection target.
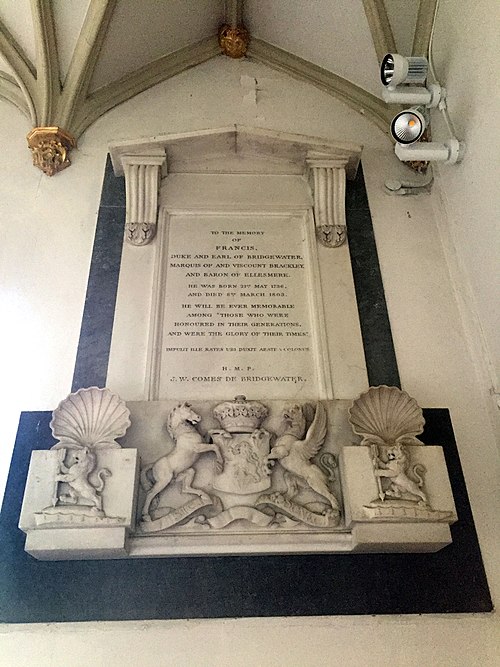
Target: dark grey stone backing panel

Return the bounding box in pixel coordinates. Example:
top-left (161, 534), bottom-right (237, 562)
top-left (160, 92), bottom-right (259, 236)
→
top-left (71, 157), bottom-right (126, 391)
top-left (0, 409), bottom-right (492, 622)
top-left (346, 166), bottom-right (401, 388)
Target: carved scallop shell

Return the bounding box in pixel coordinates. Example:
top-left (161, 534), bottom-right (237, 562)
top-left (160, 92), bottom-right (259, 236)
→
top-left (50, 387), bottom-right (131, 450)
top-left (348, 385), bottom-right (425, 446)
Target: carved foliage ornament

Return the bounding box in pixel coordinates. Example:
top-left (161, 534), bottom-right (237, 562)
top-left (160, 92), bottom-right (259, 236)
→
top-left (122, 155), bottom-right (165, 246)
top-left (307, 157), bottom-right (348, 248)
top-left (126, 223), bottom-right (157, 246)
top-left (26, 127), bottom-right (77, 176)
top-left (316, 225), bottom-right (347, 248)
top-left (218, 25), bottom-right (250, 58)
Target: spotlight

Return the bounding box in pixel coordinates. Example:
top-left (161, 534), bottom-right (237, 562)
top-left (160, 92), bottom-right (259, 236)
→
top-left (379, 22), bottom-right (465, 169)
top-left (394, 139), bottom-right (465, 165)
top-left (380, 53), bottom-right (442, 107)
top-left (381, 54), bottom-right (428, 88)
top-left (390, 107), bottom-right (427, 144)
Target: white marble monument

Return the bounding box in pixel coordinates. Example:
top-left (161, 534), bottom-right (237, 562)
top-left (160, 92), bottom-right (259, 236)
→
top-left (19, 129), bottom-right (457, 559)
top-left (20, 388), bottom-right (139, 559)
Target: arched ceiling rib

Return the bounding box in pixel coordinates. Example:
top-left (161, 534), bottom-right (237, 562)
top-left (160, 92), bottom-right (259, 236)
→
top-left (412, 0), bottom-right (438, 56)
top-left (0, 70), bottom-right (30, 116)
top-left (0, 0), bottom-right (436, 170)
top-left (73, 36), bottom-right (221, 138)
top-left (247, 39), bottom-right (392, 134)
top-left (361, 0), bottom-right (396, 62)
top-left (31, 0), bottom-right (60, 125)
top-left (89, 0), bottom-right (222, 92)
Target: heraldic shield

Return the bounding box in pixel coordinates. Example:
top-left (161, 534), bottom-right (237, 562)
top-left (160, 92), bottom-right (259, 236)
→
top-left (210, 396), bottom-right (272, 495)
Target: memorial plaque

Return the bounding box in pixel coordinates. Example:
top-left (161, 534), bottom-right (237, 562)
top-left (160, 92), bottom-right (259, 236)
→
top-left (158, 215), bottom-right (319, 399)
top-left (106, 130), bottom-right (369, 402)
top-left (14, 141), bottom-right (466, 567)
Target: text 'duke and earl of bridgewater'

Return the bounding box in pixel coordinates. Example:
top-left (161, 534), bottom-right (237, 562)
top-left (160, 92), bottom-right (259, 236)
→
top-left (160, 217), bottom-right (316, 398)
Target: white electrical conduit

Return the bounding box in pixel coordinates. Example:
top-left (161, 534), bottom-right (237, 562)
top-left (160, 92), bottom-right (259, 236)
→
top-left (428, 0), bottom-right (457, 138)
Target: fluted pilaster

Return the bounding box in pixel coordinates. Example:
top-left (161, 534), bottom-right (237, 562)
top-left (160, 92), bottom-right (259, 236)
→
top-left (307, 155), bottom-right (349, 247)
top-left (122, 152), bottom-right (166, 246)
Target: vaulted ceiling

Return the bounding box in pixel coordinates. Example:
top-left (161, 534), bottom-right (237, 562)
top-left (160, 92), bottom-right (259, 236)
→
top-left (0, 1), bottom-right (437, 150)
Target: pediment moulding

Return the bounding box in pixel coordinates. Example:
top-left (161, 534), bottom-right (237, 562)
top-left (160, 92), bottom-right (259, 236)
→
top-left (110, 126), bottom-right (362, 247)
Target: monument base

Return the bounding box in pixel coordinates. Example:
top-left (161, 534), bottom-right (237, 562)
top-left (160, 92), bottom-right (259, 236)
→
top-left (25, 526), bottom-right (129, 560)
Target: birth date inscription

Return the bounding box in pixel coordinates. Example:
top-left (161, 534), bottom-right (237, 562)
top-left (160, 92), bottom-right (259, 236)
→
top-left (159, 216), bottom-right (317, 399)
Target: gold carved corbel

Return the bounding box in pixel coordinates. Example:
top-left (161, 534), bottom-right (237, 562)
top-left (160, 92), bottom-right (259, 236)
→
top-left (26, 127), bottom-right (77, 177)
top-left (218, 25), bottom-right (250, 58)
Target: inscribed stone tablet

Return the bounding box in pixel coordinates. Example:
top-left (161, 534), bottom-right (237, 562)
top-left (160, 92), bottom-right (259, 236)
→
top-left (159, 215), bottom-right (318, 399)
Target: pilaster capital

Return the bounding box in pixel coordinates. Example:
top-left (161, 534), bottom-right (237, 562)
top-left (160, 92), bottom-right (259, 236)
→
top-left (122, 151), bottom-right (167, 246)
top-left (306, 153), bottom-right (349, 248)
top-left (306, 152), bottom-right (349, 171)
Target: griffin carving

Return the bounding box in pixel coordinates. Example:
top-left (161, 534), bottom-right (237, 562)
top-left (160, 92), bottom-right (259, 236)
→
top-left (267, 402), bottom-right (339, 512)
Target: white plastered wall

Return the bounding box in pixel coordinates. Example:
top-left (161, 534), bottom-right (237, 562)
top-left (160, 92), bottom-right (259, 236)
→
top-left (0, 55), bottom-right (498, 665)
top-left (430, 0), bottom-right (500, 418)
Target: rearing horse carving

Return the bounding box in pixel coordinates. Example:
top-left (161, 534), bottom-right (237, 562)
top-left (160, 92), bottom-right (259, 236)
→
top-left (140, 402), bottom-right (223, 522)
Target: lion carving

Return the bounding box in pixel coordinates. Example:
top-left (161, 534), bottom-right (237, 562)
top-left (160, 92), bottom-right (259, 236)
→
top-left (375, 444), bottom-right (427, 505)
top-left (56, 447), bottom-right (111, 511)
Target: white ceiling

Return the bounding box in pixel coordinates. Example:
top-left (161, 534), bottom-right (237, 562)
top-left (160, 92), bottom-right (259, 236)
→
top-left (245, 0), bottom-right (381, 97)
top-left (0, 0), bottom-right (431, 138)
top-left (90, 0), bottom-right (223, 91)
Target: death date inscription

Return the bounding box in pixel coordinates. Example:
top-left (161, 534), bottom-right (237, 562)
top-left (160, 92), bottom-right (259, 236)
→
top-left (160, 218), bottom-right (316, 396)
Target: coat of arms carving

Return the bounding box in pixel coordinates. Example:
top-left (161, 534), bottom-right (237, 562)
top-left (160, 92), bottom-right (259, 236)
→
top-left (138, 396), bottom-right (341, 533)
